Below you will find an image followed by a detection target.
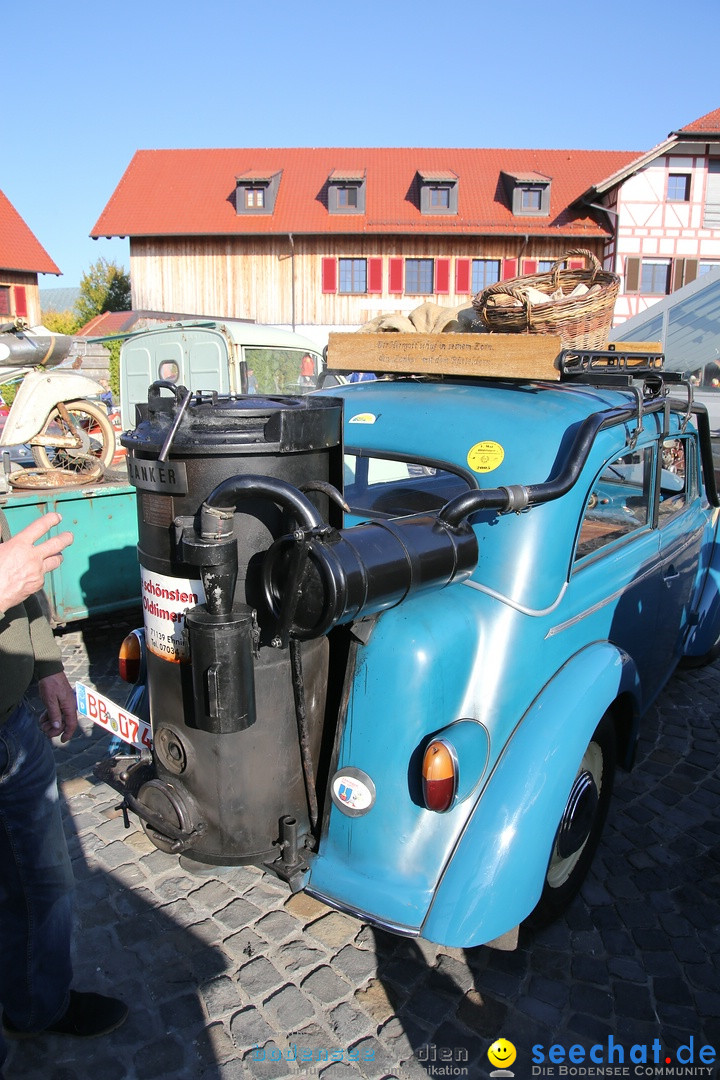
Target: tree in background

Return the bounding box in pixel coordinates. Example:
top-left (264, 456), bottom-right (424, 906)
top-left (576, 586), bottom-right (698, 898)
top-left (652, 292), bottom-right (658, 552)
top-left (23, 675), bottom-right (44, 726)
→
top-left (74, 257), bottom-right (131, 326)
top-left (107, 339), bottom-right (121, 400)
top-left (42, 310), bottom-right (82, 335)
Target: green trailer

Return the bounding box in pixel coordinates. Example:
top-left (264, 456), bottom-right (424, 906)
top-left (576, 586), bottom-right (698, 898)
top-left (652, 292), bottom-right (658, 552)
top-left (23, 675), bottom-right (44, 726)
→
top-left (1, 479), bottom-right (140, 625)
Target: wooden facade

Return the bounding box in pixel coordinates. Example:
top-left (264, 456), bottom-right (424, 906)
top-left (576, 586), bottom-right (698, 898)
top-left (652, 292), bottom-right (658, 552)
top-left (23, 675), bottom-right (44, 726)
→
top-left (129, 235), bottom-right (606, 339)
top-left (0, 187), bottom-right (60, 325)
top-left (0, 270), bottom-right (42, 326)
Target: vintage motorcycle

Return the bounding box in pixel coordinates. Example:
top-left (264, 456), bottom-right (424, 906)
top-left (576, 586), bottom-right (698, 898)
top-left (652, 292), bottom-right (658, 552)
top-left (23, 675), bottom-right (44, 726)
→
top-left (0, 320), bottom-right (116, 474)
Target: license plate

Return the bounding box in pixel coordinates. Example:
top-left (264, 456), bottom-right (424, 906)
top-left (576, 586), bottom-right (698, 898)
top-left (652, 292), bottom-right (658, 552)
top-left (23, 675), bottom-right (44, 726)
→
top-left (76, 683), bottom-right (152, 750)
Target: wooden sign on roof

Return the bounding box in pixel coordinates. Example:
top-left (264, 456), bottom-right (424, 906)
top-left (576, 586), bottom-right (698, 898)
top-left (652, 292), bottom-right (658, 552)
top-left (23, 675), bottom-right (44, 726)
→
top-left (327, 332), bottom-right (563, 381)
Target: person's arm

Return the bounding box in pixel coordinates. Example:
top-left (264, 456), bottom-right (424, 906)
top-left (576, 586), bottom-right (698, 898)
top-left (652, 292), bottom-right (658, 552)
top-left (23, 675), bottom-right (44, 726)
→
top-left (0, 512), bottom-right (77, 740)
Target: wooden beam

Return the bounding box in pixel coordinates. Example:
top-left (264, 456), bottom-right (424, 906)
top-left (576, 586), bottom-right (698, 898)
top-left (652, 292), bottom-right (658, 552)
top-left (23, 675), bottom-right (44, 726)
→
top-left (327, 332), bottom-right (564, 381)
top-left (609, 341), bottom-right (663, 354)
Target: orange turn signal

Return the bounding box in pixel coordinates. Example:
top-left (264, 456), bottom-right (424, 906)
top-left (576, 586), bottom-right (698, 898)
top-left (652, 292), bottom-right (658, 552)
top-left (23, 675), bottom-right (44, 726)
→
top-left (118, 632), bottom-right (142, 683)
top-left (422, 739), bottom-right (457, 812)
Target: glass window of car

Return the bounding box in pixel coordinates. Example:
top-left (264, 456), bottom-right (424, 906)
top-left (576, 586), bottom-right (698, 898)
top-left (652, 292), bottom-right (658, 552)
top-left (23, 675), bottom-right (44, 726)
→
top-left (243, 347), bottom-right (319, 394)
top-left (658, 437), bottom-right (694, 520)
top-left (344, 453), bottom-right (472, 517)
top-left (575, 446), bottom-right (654, 561)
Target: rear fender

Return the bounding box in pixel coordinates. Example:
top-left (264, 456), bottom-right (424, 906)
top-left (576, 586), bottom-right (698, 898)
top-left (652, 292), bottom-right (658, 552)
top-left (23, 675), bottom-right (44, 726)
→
top-left (0, 369), bottom-right (106, 445)
top-left (421, 641), bottom-right (639, 947)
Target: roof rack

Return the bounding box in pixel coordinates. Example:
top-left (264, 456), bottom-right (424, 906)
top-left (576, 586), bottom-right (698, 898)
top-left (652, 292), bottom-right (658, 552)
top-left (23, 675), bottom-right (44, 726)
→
top-left (558, 347), bottom-right (685, 388)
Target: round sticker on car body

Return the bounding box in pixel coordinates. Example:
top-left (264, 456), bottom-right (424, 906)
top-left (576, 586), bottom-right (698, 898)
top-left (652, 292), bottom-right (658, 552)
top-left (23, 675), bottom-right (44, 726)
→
top-left (330, 768), bottom-right (376, 816)
top-left (467, 440), bottom-right (505, 473)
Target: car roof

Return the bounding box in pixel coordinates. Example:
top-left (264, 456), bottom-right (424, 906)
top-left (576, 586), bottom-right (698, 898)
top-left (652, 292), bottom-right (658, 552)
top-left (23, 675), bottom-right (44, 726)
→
top-left (332, 378), bottom-right (647, 484)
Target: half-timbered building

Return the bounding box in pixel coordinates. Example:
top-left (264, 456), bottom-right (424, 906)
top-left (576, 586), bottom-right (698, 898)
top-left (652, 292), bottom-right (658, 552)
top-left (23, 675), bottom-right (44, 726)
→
top-left (581, 107), bottom-right (720, 324)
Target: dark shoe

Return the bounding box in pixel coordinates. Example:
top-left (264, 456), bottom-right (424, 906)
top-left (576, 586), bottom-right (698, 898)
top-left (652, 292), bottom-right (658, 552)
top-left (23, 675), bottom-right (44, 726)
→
top-left (3, 991), bottom-right (128, 1039)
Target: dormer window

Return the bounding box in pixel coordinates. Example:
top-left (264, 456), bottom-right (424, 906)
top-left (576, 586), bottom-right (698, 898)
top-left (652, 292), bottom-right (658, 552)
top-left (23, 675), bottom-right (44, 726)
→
top-left (418, 170), bottom-right (458, 215)
top-left (245, 188), bottom-right (265, 209)
top-left (235, 170), bottom-right (281, 214)
top-left (328, 170), bottom-right (365, 214)
top-left (337, 186), bottom-right (358, 209)
top-left (520, 188), bottom-right (542, 212)
top-left (501, 171), bottom-right (551, 217)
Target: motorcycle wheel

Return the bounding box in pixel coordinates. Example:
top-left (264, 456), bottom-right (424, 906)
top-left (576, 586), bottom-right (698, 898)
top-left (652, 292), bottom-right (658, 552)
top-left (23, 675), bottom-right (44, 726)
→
top-left (31, 400), bottom-right (116, 473)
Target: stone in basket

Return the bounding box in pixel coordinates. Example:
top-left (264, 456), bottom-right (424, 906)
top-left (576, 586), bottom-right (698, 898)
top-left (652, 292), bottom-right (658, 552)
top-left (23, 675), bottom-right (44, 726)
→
top-left (472, 248), bottom-right (620, 350)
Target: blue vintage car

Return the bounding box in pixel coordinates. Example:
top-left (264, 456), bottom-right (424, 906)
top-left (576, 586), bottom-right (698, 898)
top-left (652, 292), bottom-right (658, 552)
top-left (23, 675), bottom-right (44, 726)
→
top-left (90, 349), bottom-right (720, 950)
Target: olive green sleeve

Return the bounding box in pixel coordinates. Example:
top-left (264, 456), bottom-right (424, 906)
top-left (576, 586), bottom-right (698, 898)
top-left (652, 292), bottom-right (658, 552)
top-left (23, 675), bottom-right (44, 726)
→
top-left (24, 591), bottom-right (64, 682)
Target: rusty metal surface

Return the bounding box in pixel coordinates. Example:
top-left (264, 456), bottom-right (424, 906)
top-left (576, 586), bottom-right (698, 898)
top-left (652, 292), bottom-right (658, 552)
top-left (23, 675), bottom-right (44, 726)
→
top-left (8, 464), bottom-right (104, 489)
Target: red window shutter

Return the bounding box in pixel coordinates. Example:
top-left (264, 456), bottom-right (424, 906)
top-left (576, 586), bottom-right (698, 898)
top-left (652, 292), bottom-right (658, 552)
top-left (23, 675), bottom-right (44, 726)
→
top-left (567, 257), bottom-right (585, 270)
top-left (321, 258), bottom-right (337, 294)
top-left (389, 258), bottom-right (404, 294)
top-left (435, 258), bottom-right (450, 294)
top-left (367, 257), bottom-right (383, 294)
top-left (502, 258), bottom-right (518, 280)
top-left (13, 286), bottom-right (27, 318)
top-left (522, 259), bottom-right (538, 275)
top-left (455, 258), bottom-right (471, 293)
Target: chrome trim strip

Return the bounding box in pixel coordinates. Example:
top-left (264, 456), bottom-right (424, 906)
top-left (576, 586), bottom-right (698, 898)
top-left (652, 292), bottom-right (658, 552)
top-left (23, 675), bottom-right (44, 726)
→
top-left (547, 561), bottom-right (660, 638)
top-left (304, 888), bottom-right (420, 937)
top-left (463, 578), bottom-right (568, 617)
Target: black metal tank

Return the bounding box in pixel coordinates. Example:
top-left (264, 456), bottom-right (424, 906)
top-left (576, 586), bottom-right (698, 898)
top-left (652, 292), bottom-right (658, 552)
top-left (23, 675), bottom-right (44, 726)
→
top-left (121, 384), bottom-right (343, 867)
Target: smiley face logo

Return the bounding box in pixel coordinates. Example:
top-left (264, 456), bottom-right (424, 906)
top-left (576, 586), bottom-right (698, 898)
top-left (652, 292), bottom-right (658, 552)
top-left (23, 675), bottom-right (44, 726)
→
top-left (488, 1038), bottom-right (517, 1071)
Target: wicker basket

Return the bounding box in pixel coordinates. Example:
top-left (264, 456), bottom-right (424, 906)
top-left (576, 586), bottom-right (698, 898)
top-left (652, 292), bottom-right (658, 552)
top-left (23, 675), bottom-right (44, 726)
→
top-left (472, 249), bottom-right (620, 349)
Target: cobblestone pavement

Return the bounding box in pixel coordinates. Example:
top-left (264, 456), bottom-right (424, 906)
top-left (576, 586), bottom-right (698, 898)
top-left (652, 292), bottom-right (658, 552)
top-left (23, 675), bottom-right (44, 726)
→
top-left (5, 609), bottom-right (720, 1080)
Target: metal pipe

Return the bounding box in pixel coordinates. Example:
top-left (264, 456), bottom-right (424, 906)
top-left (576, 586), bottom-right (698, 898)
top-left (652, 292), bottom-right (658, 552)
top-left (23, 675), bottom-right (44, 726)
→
top-left (438, 406), bottom-right (635, 527)
top-left (289, 640), bottom-right (319, 830)
top-left (288, 233), bottom-right (296, 331)
top-left (202, 474), bottom-right (325, 532)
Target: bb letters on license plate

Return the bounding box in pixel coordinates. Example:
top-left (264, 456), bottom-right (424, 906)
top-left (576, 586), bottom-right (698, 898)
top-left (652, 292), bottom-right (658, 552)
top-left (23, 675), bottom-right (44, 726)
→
top-left (75, 683), bottom-right (151, 750)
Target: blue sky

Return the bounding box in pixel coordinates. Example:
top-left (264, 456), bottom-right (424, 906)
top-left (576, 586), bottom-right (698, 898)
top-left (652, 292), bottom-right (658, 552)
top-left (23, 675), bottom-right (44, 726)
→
top-left (4, 0), bottom-right (719, 289)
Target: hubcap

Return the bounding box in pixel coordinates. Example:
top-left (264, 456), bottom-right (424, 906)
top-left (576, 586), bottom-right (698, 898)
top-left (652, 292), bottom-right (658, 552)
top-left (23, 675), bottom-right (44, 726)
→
top-left (555, 769), bottom-right (599, 859)
top-left (546, 740), bottom-right (604, 890)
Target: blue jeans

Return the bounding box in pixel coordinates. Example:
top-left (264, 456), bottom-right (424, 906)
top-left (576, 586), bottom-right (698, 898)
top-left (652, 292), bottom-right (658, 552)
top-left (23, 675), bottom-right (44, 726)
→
top-left (0, 699), bottom-right (74, 1064)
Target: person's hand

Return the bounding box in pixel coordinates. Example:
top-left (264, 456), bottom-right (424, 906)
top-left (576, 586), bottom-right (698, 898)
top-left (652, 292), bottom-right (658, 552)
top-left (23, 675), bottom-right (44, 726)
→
top-left (0, 513), bottom-right (73, 609)
top-left (38, 671), bottom-right (78, 743)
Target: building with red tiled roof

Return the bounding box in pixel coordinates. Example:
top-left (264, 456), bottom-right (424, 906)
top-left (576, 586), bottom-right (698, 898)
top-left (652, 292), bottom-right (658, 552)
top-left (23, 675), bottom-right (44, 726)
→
top-left (578, 108), bottom-right (720, 324)
top-left (0, 188), bottom-right (60, 325)
top-left (91, 113), bottom-right (720, 341)
top-left (91, 146), bottom-right (637, 343)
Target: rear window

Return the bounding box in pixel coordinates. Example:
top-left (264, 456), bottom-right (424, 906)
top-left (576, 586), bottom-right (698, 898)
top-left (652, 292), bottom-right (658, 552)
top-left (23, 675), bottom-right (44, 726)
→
top-left (244, 348), bottom-right (320, 395)
top-left (344, 452), bottom-right (472, 517)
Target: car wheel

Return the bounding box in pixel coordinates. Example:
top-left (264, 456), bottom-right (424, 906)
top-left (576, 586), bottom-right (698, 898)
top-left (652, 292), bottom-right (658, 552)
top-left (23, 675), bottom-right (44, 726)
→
top-left (530, 711), bottom-right (616, 925)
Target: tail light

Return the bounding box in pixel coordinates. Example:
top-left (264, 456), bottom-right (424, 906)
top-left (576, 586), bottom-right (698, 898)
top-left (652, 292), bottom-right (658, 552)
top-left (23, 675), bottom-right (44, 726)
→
top-left (422, 739), bottom-right (458, 812)
top-left (118, 632), bottom-right (142, 683)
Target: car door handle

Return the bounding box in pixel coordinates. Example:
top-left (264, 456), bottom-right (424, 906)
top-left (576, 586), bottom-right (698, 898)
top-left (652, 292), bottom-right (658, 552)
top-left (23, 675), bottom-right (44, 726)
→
top-left (663, 565), bottom-right (680, 585)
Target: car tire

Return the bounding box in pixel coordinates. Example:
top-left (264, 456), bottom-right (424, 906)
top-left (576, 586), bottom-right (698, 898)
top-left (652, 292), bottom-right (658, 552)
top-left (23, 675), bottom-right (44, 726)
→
top-left (529, 711), bottom-right (616, 926)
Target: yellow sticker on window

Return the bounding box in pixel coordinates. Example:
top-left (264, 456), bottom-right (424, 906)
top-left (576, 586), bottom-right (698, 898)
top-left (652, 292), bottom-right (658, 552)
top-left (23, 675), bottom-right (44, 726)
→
top-left (467, 441), bottom-right (505, 474)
